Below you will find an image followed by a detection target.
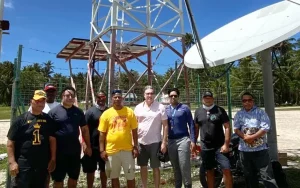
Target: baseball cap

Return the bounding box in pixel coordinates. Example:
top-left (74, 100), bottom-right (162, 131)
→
top-left (33, 90), bottom-right (47, 100)
top-left (112, 89), bottom-right (122, 95)
top-left (44, 84), bottom-right (57, 91)
top-left (202, 91), bottom-right (213, 98)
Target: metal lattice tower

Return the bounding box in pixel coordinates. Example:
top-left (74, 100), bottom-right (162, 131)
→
top-left (58, 0), bottom-right (190, 107)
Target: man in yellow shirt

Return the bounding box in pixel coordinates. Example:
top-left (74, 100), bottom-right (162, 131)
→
top-left (99, 89), bottom-right (138, 188)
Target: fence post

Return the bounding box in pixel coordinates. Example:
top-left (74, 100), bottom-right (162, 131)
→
top-left (197, 74), bottom-right (200, 107)
top-left (174, 60), bottom-right (178, 87)
top-left (7, 45), bottom-right (23, 188)
top-left (226, 69), bottom-right (232, 128)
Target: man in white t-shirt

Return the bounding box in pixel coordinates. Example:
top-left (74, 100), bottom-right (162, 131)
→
top-left (28, 84), bottom-right (60, 113)
top-left (134, 85), bottom-right (168, 188)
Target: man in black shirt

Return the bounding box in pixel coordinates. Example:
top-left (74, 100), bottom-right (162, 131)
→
top-left (7, 90), bottom-right (57, 188)
top-left (194, 91), bottom-right (233, 188)
top-left (82, 91), bottom-right (108, 188)
top-left (48, 86), bottom-right (92, 188)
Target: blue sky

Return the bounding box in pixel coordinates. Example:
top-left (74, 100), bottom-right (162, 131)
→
top-left (2, 0), bottom-right (299, 76)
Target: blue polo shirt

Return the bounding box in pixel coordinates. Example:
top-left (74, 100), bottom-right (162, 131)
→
top-left (166, 103), bottom-right (196, 143)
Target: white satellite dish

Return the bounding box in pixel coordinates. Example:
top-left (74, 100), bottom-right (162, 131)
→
top-left (184, 0), bottom-right (300, 69)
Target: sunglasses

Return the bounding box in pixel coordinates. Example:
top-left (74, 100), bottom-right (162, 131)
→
top-left (242, 99), bottom-right (253, 103)
top-left (169, 95), bottom-right (178, 98)
top-left (97, 96), bottom-right (106, 100)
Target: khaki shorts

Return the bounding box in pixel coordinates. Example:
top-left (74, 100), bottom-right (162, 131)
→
top-left (106, 150), bottom-right (135, 180)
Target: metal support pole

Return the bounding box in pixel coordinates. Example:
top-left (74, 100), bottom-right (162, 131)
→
top-left (182, 38), bottom-right (190, 107)
top-left (146, 0), bottom-right (152, 85)
top-left (174, 61), bottom-right (178, 87)
top-left (108, 30), bottom-right (116, 106)
top-left (0, 0), bottom-right (4, 60)
top-left (197, 74), bottom-right (200, 106)
top-left (68, 60), bottom-right (78, 107)
top-left (107, 1), bottom-right (117, 106)
top-left (226, 69), bottom-right (232, 127)
top-left (6, 44), bottom-right (22, 187)
top-left (261, 48), bottom-right (278, 160)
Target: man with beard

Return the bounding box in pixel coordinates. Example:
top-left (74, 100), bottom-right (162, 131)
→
top-left (82, 91), bottom-right (108, 188)
top-left (194, 91), bottom-right (233, 188)
top-left (7, 90), bottom-right (57, 188)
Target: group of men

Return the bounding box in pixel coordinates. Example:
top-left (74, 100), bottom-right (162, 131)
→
top-left (7, 84), bottom-right (279, 188)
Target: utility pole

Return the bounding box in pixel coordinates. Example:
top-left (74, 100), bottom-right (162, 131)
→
top-left (0, 0), bottom-right (4, 59)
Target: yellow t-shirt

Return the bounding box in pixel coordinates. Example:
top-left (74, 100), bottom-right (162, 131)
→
top-left (98, 106), bottom-right (138, 155)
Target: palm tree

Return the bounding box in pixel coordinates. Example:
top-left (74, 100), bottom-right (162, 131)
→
top-left (184, 33), bottom-right (195, 49)
top-left (272, 38), bottom-right (296, 104)
top-left (0, 61), bottom-right (14, 105)
top-left (43, 60), bottom-right (54, 81)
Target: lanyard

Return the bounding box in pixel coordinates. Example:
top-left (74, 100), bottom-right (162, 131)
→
top-left (170, 104), bottom-right (180, 119)
top-left (172, 108), bottom-right (177, 118)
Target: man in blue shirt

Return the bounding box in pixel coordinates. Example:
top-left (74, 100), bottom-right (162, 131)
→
top-left (165, 88), bottom-right (196, 188)
top-left (234, 92), bottom-right (278, 188)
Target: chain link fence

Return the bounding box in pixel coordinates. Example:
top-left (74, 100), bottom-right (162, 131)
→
top-left (18, 80), bottom-right (264, 111)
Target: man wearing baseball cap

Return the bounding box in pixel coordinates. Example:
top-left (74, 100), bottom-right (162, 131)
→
top-left (28, 84), bottom-right (60, 114)
top-left (7, 90), bottom-right (57, 188)
top-left (194, 91), bottom-right (233, 188)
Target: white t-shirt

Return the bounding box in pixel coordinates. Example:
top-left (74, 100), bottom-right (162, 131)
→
top-left (28, 101), bottom-right (60, 114)
top-left (134, 101), bottom-right (167, 145)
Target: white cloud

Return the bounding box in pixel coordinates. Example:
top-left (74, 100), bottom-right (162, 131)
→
top-left (4, 0), bottom-right (14, 9)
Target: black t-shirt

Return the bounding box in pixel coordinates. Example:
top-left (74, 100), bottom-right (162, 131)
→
top-left (7, 112), bottom-right (56, 169)
top-left (48, 105), bottom-right (86, 155)
top-left (85, 106), bottom-right (108, 149)
top-left (194, 105), bottom-right (229, 148)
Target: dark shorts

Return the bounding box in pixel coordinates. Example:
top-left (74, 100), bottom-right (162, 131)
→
top-left (201, 145), bottom-right (230, 171)
top-left (81, 149), bottom-right (106, 173)
top-left (12, 168), bottom-right (48, 188)
top-left (137, 142), bottom-right (161, 168)
top-left (51, 154), bottom-right (81, 182)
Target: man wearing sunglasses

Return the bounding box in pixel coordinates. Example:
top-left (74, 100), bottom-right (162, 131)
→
top-left (166, 88), bottom-right (196, 188)
top-left (234, 92), bottom-right (278, 188)
top-left (82, 91), bottom-right (108, 188)
top-left (194, 91), bottom-right (233, 188)
top-left (99, 89), bottom-right (138, 188)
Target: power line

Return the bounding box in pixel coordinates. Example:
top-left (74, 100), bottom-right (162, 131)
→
top-left (21, 60), bottom-right (106, 71)
top-left (22, 46), bottom-right (58, 55)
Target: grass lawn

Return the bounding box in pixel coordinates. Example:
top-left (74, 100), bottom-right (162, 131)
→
top-left (0, 107), bottom-right (11, 120)
top-left (0, 144), bottom-right (7, 175)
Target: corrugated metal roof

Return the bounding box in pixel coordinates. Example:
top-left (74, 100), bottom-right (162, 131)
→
top-left (57, 38), bottom-right (149, 62)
